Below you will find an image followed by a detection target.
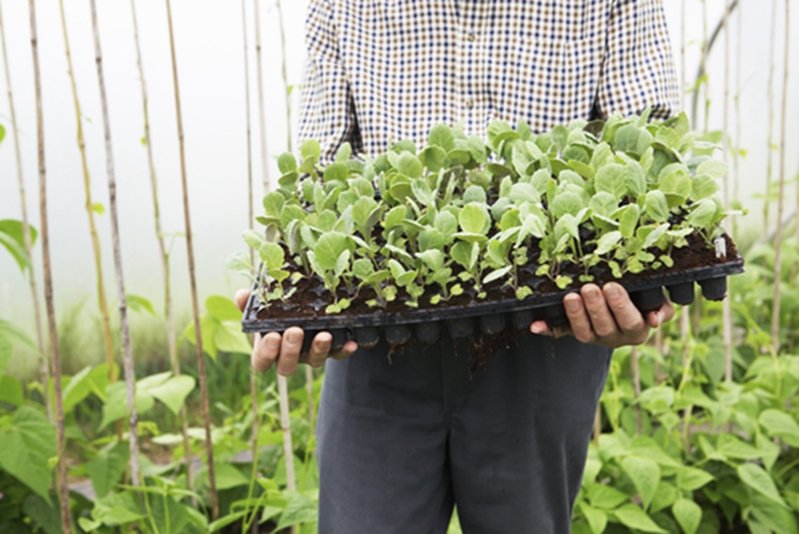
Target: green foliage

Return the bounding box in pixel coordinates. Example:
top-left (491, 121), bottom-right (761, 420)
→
top-left (245, 114), bottom-right (733, 312)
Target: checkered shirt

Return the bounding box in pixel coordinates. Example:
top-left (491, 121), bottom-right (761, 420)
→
top-left (298, 0), bottom-right (679, 161)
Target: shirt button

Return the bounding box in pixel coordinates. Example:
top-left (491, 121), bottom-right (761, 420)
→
top-left (466, 31), bottom-right (476, 42)
top-left (465, 99), bottom-right (475, 110)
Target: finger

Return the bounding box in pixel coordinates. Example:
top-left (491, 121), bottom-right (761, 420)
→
top-left (647, 299), bottom-right (675, 328)
top-left (252, 332), bottom-right (281, 372)
top-left (331, 340), bottom-right (359, 360)
top-left (530, 320), bottom-right (552, 336)
top-left (581, 284), bottom-right (618, 338)
top-left (602, 282), bottom-right (645, 334)
top-left (234, 289), bottom-right (251, 312)
top-left (277, 327), bottom-right (303, 376)
top-left (563, 293), bottom-right (596, 344)
top-left (307, 332), bottom-right (332, 368)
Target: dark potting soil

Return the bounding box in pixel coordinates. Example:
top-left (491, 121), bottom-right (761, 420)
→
top-left (255, 233), bottom-right (738, 322)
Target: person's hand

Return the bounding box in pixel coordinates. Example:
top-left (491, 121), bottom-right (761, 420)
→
top-left (234, 289), bottom-right (359, 375)
top-left (529, 282), bottom-right (674, 349)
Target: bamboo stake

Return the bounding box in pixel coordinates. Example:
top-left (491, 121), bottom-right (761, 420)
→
top-left (276, 0), bottom-right (314, 426)
top-left (163, 0), bottom-right (219, 518)
top-left (240, 3), bottom-right (261, 526)
top-left (0, 1), bottom-right (49, 413)
top-left (28, 0), bottom-right (72, 529)
top-left (721, 0), bottom-right (733, 382)
top-left (631, 347), bottom-right (641, 433)
top-left (56, 0), bottom-right (117, 383)
top-left (764, 0), bottom-right (777, 230)
top-left (88, 0), bottom-right (140, 486)
top-left (252, 0), bottom-right (297, 500)
top-left (770, 0), bottom-right (789, 351)
top-left (252, 0), bottom-right (271, 192)
top-left (129, 0), bottom-right (192, 490)
top-left (733, 0), bottom-right (742, 224)
top-left (275, 0), bottom-right (292, 153)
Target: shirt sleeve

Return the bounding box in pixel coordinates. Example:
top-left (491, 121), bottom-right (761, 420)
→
top-left (594, 0), bottom-right (679, 120)
top-left (298, 0), bottom-right (361, 162)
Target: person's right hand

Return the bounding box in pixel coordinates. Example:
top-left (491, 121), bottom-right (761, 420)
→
top-left (235, 289), bottom-right (359, 376)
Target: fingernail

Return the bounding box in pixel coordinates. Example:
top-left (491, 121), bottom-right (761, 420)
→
top-left (286, 330), bottom-right (301, 344)
top-left (604, 283), bottom-right (620, 298)
top-left (531, 323), bottom-right (543, 334)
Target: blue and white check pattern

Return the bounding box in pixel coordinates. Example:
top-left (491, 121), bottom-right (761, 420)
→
top-left (298, 0), bottom-right (679, 162)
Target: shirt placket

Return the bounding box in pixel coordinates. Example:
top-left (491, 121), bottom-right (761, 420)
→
top-left (456, 1), bottom-right (486, 132)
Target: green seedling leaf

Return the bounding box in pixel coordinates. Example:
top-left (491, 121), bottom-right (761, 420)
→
top-left (260, 242), bottom-right (286, 271)
top-left (594, 163), bottom-right (628, 199)
top-left (550, 191), bottom-right (583, 218)
top-left (458, 203), bottom-right (491, 235)
top-left (483, 266), bottom-right (512, 284)
top-left (595, 231), bottom-right (622, 255)
top-left (658, 164), bottom-right (692, 207)
top-left (429, 123), bottom-right (455, 151)
top-left (644, 190), bottom-right (670, 222)
top-left (396, 152), bottom-right (424, 178)
top-left (277, 153), bottom-right (298, 174)
top-left (691, 174), bottom-right (719, 200)
top-left (686, 198), bottom-right (719, 230)
top-left (696, 158), bottom-right (727, 179)
top-left (313, 232), bottom-right (350, 271)
top-left (616, 204), bottom-right (640, 239)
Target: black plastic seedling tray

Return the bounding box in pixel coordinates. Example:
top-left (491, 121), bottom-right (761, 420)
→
top-left (242, 256), bottom-right (744, 353)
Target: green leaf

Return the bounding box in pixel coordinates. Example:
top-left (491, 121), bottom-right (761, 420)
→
top-left (126, 294), bottom-right (156, 316)
top-left (396, 152), bottom-right (424, 178)
top-left (259, 242), bottom-right (286, 272)
top-left (214, 463), bottom-right (249, 490)
top-left (0, 406), bottom-right (56, 503)
top-left (458, 203), bottom-right (491, 235)
top-left (85, 442), bottom-right (129, 498)
top-left (672, 498), bottom-right (701, 534)
top-left (685, 198), bottom-right (718, 230)
top-left (644, 191), bottom-right (670, 222)
top-left (323, 162), bottom-right (349, 182)
top-left (613, 504), bottom-right (666, 533)
top-left (579, 503), bottom-right (608, 534)
top-left (313, 232), bottom-right (350, 271)
top-left (550, 191), bottom-right (583, 218)
top-left (277, 153), bottom-right (298, 174)
top-left (0, 375), bottom-right (23, 406)
top-left (696, 159), bottom-right (727, 179)
top-left (206, 295), bottom-right (243, 322)
top-left (737, 463), bottom-right (787, 507)
top-left (759, 409), bottom-right (799, 447)
top-left (148, 375), bottom-right (196, 415)
top-left (691, 174), bottom-right (719, 200)
top-left (300, 139), bottom-right (322, 161)
top-left (595, 231), bottom-right (622, 256)
top-left (621, 456), bottom-right (660, 509)
top-left (0, 219), bottom-right (38, 272)
top-left (716, 434), bottom-right (763, 460)
top-left (434, 211), bottom-right (458, 236)
top-left (674, 466), bottom-right (713, 491)
top-left (276, 491), bottom-right (318, 530)
top-left (262, 192), bottom-right (285, 218)
top-left (483, 266), bottom-right (512, 285)
top-left (659, 165), bottom-right (692, 207)
top-left (428, 124), bottom-right (455, 151)
top-left (587, 483), bottom-right (630, 510)
top-left (594, 164), bottom-right (628, 199)
top-left (617, 204), bottom-right (640, 239)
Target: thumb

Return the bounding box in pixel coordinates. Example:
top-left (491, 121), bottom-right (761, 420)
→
top-left (234, 289), bottom-right (251, 312)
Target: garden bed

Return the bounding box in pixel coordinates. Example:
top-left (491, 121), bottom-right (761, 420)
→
top-left (237, 113), bottom-right (745, 351)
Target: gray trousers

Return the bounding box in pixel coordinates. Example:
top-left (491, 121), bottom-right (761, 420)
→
top-left (316, 330), bottom-right (611, 533)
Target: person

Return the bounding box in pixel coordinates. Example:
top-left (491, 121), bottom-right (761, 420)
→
top-left (235, 0), bottom-right (677, 531)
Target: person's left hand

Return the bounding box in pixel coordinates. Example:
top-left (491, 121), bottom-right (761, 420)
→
top-left (529, 282), bottom-right (675, 349)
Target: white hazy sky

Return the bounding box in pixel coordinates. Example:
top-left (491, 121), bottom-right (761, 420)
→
top-left (0, 0), bottom-right (797, 323)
